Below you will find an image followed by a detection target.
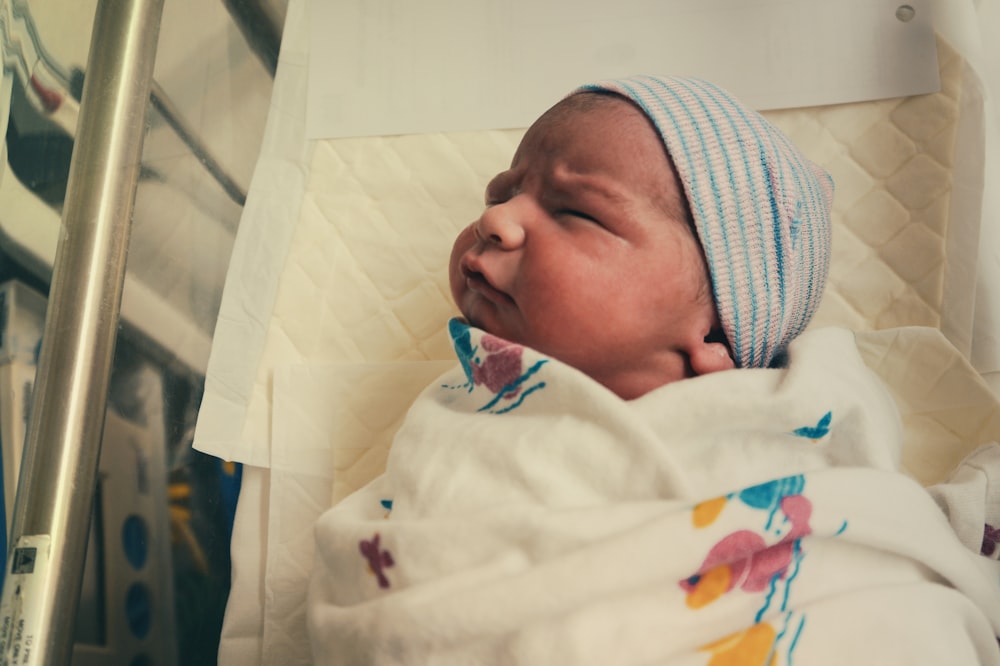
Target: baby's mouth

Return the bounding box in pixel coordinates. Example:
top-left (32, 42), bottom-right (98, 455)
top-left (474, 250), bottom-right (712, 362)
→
top-left (462, 265), bottom-right (511, 304)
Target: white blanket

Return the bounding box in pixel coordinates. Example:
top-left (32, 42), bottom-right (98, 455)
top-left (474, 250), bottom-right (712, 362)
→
top-left (309, 322), bottom-right (1000, 664)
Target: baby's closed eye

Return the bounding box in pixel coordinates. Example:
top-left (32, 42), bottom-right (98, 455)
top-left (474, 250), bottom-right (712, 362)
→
top-left (555, 208), bottom-right (600, 224)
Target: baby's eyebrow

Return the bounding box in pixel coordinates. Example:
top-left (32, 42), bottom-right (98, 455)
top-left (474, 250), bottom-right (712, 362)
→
top-left (484, 170), bottom-right (518, 203)
top-left (550, 167), bottom-right (627, 206)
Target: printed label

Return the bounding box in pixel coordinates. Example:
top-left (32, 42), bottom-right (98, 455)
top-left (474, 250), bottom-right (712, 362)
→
top-left (0, 535), bottom-right (51, 665)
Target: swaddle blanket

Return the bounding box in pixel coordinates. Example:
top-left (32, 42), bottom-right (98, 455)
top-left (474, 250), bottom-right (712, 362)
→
top-left (309, 321), bottom-right (1000, 665)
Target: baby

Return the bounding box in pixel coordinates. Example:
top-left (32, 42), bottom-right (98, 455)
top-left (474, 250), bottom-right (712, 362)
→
top-left (309, 77), bottom-right (1000, 665)
top-left (449, 75), bottom-right (833, 399)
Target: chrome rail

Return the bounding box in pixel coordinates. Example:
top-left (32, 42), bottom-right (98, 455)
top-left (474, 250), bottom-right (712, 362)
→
top-left (0, 0), bottom-right (165, 663)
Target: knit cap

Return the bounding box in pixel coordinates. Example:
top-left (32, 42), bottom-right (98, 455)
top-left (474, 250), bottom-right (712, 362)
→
top-left (578, 76), bottom-right (834, 369)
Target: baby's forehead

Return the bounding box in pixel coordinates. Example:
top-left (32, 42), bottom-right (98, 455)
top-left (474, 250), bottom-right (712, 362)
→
top-left (535, 92), bottom-right (645, 134)
top-left (500, 91), bottom-right (687, 218)
top-left (520, 93), bottom-right (670, 166)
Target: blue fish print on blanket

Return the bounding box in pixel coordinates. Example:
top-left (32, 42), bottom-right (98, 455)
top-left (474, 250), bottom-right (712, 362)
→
top-left (793, 411), bottom-right (833, 439)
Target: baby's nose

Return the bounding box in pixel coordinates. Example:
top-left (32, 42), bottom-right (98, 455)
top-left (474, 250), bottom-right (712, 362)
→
top-left (475, 201), bottom-right (526, 250)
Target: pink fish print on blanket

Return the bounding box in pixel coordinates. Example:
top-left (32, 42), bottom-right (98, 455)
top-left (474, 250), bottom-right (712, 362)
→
top-left (471, 335), bottom-right (525, 395)
top-left (448, 319), bottom-right (547, 413)
top-left (681, 494), bottom-right (812, 608)
top-left (359, 533), bottom-right (394, 589)
top-left (681, 476), bottom-right (827, 665)
top-left (983, 524), bottom-right (1000, 558)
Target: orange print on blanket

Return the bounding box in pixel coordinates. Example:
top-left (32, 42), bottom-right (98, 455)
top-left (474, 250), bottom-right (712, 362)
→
top-left (685, 563), bottom-right (732, 609)
top-left (701, 622), bottom-right (777, 666)
top-left (693, 496), bottom-right (728, 527)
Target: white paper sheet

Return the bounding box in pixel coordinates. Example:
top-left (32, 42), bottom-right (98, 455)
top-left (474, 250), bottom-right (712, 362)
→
top-left (306, 0), bottom-right (940, 139)
top-left (271, 361), bottom-right (455, 502)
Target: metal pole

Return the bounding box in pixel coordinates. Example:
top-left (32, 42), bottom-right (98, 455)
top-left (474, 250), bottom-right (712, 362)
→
top-left (0, 1), bottom-right (165, 664)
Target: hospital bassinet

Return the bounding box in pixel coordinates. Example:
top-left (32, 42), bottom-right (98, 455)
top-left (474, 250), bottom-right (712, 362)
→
top-left (192, 1), bottom-right (1000, 663)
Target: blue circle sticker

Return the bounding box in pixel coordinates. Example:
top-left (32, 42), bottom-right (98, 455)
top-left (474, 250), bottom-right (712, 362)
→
top-left (125, 582), bottom-right (153, 639)
top-left (122, 515), bottom-right (149, 570)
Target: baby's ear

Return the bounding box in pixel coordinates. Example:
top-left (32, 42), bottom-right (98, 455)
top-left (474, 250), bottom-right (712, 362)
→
top-left (688, 331), bottom-right (735, 376)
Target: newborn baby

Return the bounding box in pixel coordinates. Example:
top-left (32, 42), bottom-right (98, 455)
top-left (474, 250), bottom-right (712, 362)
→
top-left (450, 78), bottom-right (832, 399)
top-left (308, 77), bottom-right (1000, 665)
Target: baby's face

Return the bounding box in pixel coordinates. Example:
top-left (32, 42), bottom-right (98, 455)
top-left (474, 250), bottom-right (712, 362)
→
top-left (448, 95), bottom-right (728, 399)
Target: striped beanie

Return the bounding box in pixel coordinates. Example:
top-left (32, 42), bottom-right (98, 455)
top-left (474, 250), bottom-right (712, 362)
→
top-left (578, 75), bottom-right (834, 369)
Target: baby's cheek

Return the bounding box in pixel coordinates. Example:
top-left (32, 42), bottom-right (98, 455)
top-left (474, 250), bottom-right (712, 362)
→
top-left (448, 225), bottom-right (477, 299)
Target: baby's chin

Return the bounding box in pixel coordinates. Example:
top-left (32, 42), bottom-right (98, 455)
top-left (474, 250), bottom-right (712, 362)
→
top-left (458, 309), bottom-right (524, 346)
top-left (460, 312), bottom-right (496, 336)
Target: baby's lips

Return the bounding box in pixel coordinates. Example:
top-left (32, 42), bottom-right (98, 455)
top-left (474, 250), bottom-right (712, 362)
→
top-left (465, 271), bottom-right (509, 304)
top-left (461, 257), bottom-right (512, 304)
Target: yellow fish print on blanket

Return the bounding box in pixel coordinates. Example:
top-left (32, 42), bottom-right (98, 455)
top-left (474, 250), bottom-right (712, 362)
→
top-left (701, 622), bottom-right (777, 665)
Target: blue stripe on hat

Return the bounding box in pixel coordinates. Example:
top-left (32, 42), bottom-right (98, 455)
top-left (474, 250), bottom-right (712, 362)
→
top-left (578, 75), bottom-right (833, 370)
top-left (624, 77), bottom-right (751, 364)
top-left (599, 78), bottom-right (744, 363)
top-left (695, 81), bottom-right (793, 362)
top-left (680, 77), bottom-right (778, 366)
